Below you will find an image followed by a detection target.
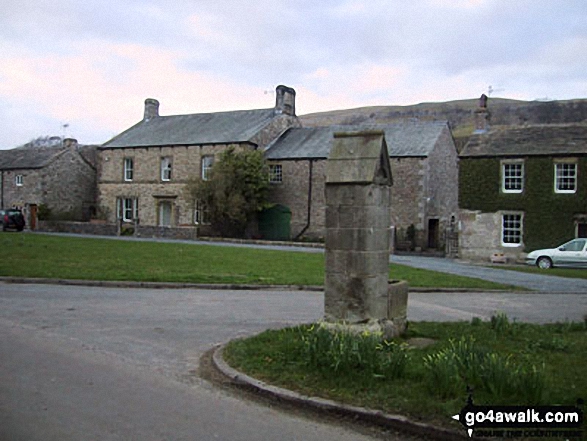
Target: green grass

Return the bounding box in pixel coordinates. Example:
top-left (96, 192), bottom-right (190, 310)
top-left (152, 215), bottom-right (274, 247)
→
top-left (224, 318), bottom-right (587, 429)
top-left (0, 233), bottom-right (519, 289)
top-left (497, 264), bottom-right (587, 280)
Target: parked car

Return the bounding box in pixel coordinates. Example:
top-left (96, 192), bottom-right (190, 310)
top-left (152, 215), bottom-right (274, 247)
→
top-left (0, 209), bottom-right (25, 231)
top-left (525, 238), bottom-right (587, 269)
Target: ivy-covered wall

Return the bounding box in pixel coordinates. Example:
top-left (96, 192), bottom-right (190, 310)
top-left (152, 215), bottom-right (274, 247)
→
top-left (459, 156), bottom-right (587, 251)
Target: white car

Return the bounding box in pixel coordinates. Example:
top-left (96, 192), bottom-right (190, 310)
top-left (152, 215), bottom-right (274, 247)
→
top-left (525, 238), bottom-right (587, 269)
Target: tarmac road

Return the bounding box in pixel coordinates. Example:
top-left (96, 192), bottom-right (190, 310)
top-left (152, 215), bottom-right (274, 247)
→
top-left (0, 283), bottom-right (398, 441)
top-left (1, 282), bottom-right (586, 440)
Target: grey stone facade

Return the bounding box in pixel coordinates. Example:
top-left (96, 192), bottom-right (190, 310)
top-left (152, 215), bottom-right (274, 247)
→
top-left (98, 85), bottom-right (300, 233)
top-left (266, 122), bottom-right (459, 250)
top-left (0, 139), bottom-right (97, 227)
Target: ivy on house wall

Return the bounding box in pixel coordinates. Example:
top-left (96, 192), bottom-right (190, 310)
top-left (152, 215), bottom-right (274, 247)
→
top-left (459, 156), bottom-right (587, 251)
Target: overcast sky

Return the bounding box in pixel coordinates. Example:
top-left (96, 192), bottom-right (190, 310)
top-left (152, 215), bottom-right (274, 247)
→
top-left (1, 0), bottom-right (586, 148)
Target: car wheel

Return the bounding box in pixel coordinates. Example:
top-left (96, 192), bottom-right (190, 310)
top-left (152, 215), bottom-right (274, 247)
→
top-left (536, 256), bottom-right (553, 269)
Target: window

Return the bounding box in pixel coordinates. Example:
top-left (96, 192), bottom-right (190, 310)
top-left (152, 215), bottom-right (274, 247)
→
top-left (502, 213), bottom-right (523, 246)
top-left (194, 200), bottom-right (210, 225)
top-left (502, 161), bottom-right (523, 193)
top-left (201, 156), bottom-right (214, 181)
top-left (124, 158), bottom-right (134, 182)
top-left (15, 175), bottom-right (23, 186)
top-left (161, 157), bottom-right (172, 181)
top-left (116, 197), bottom-right (138, 222)
top-left (554, 162), bottom-right (577, 193)
top-left (269, 164), bottom-right (283, 183)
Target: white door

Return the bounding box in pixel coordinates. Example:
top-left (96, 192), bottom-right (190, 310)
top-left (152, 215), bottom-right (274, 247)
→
top-left (159, 202), bottom-right (172, 227)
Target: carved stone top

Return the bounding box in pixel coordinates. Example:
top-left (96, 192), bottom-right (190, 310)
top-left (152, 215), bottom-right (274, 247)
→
top-left (326, 131), bottom-right (392, 186)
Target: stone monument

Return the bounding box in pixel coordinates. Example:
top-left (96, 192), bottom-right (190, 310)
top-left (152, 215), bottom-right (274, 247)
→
top-left (324, 130), bottom-right (407, 337)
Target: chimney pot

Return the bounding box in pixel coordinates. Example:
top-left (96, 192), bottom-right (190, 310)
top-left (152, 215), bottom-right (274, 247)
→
top-left (274, 85), bottom-right (296, 116)
top-left (63, 138), bottom-right (78, 149)
top-left (473, 94), bottom-right (490, 133)
top-left (144, 98), bottom-right (160, 121)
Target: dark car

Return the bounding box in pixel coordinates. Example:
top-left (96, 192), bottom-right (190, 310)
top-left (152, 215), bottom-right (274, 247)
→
top-left (0, 209), bottom-right (25, 231)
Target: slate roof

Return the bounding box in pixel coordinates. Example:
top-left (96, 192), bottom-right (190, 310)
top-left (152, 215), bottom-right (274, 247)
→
top-left (102, 108), bottom-right (278, 148)
top-left (0, 146), bottom-right (66, 170)
top-left (461, 123), bottom-right (587, 157)
top-left (264, 122), bottom-right (449, 159)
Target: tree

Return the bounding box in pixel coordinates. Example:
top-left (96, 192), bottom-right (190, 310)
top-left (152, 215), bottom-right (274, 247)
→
top-left (186, 147), bottom-right (271, 238)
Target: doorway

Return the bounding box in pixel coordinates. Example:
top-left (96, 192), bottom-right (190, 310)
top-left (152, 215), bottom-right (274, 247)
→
top-left (29, 204), bottom-right (37, 230)
top-left (427, 218), bottom-right (439, 249)
top-left (159, 201), bottom-right (172, 227)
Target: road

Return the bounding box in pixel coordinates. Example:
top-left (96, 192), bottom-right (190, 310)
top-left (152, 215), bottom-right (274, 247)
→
top-left (2, 282), bottom-right (586, 440)
top-left (0, 283), bottom-right (396, 441)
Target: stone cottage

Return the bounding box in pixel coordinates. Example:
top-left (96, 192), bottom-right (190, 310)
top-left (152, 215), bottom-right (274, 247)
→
top-left (98, 85), bottom-right (299, 235)
top-left (459, 120), bottom-right (587, 262)
top-left (0, 139), bottom-right (97, 229)
top-left (264, 121), bottom-right (459, 251)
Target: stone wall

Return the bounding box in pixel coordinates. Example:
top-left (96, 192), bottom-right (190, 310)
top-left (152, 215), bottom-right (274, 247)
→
top-left (267, 159), bottom-right (326, 239)
top-left (459, 209), bottom-right (526, 262)
top-left (268, 156), bottom-right (441, 248)
top-left (1, 147), bottom-right (97, 222)
top-left (389, 157), bottom-right (425, 240)
top-left (38, 220), bottom-right (117, 236)
top-left (98, 143), bottom-right (253, 226)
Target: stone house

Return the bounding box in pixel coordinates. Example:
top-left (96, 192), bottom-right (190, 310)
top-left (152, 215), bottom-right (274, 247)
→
top-left (264, 121), bottom-right (459, 251)
top-left (0, 139), bottom-right (97, 228)
top-left (98, 85), bottom-right (299, 235)
top-left (459, 105), bottom-right (587, 261)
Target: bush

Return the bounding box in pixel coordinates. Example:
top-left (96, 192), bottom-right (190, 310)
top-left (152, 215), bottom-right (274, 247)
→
top-left (185, 148), bottom-right (270, 238)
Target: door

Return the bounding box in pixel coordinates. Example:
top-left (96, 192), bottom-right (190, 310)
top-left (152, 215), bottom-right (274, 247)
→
top-left (427, 219), bottom-right (439, 249)
top-left (29, 204), bottom-right (37, 230)
top-left (159, 201), bottom-right (172, 227)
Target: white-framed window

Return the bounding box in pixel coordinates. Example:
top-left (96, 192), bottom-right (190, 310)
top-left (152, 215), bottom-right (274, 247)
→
top-left (554, 162), bottom-right (577, 193)
top-left (201, 156), bottom-right (214, 181)
top-left (161, 157), bottom-right (172, 181)
top-left (502, 161), bottom-right (524, 193)
top-left (15, 175), bottom-right (23, 186)
top-left (194, 200), bottom-right (210, 225)
top-left (116, 197), bottom-right (139, 222)
top-left (501, 212), bottom-right (523, 246)
top-left (124, 158), bottom-right (134, 182)
top-left (269, 164), bottom-right (283, 184)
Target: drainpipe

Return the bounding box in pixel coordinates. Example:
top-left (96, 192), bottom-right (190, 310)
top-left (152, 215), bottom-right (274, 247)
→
top-left (0, 170), bottom-right (4, 209)
top-left (294, 159), bottom-right (314, 240)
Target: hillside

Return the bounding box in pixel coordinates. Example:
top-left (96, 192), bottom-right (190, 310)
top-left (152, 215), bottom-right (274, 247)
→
top-left (299, 97), bottom-right (587, 151)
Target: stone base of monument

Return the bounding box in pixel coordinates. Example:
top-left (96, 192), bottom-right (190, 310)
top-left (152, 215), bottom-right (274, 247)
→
top-left (324, 280), bottom-right (408, 339)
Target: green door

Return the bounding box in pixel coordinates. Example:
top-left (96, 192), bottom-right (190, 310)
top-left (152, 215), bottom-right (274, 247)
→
top-left (259, 205), bottom-right (291, 241)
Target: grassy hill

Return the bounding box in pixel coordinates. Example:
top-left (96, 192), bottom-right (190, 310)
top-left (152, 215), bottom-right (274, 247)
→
top-left (299, 97), bottom-right (587, 151)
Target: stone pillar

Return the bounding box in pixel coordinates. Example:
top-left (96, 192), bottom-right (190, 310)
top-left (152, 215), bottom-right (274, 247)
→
top-left (324, 131), bottom-right (399, 325)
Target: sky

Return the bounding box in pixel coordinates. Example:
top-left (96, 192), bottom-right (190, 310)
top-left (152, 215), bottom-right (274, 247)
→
top-left (0, 0), bottom-right (586, 149)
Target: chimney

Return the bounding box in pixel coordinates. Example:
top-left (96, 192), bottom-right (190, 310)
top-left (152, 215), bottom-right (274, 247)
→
top-left (144, 98), bottom-right (160, 121)
top-left (274, 85), bottom-right (296, 116)
top-left (473, 93), bottom-right (490, 133)
top-left (63, 138), bottom-right (78, 150)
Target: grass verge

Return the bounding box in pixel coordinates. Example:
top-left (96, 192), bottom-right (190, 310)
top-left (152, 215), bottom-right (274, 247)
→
top-left (223, 316), bottom-right (587, 429)
top-left (0, 233), bottom-right (521, 290)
